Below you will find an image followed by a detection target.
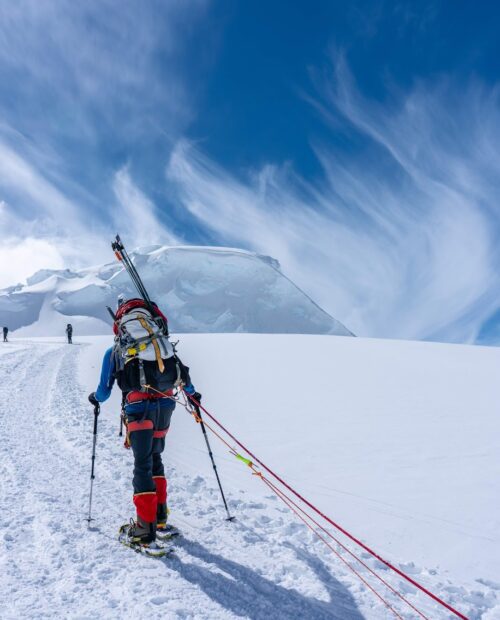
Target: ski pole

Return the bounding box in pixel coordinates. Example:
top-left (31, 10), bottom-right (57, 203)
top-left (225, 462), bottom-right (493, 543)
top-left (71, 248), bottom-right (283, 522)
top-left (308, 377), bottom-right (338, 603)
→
top-left (87, 401), bottom-right (100, 526)
top-left (191, 400), bottom-right (234, 521)
top-left (119, 394), bottom-right (125, 437)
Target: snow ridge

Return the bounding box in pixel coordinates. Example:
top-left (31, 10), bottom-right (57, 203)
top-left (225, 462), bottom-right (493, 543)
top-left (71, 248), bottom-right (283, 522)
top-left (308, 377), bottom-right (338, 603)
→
top-left (0, 245), bottom-right (352, 337)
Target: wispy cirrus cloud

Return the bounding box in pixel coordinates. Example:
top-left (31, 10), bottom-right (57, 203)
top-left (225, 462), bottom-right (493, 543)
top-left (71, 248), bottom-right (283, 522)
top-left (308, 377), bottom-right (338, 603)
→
top-left (167, 59), bottom-right (500, 343)
top-left (0, 141), bottom-right (181, 286)
top-left (0, 1), bottom-right (206, 142)
top-left (0, 1), bottom-right (206, 287)
top-left (1, 2), bottom-right (498, 344)
top-left (0, 139), bottom-right (81, 223)
top-left (112, 167), bottom-right (182, 248)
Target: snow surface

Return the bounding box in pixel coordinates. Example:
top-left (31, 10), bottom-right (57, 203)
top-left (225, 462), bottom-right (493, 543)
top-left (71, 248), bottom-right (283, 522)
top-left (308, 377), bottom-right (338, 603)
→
top-left (0, 246), bottom-right (352, 337)
top-left (0, 333), bottom-right (498, 619)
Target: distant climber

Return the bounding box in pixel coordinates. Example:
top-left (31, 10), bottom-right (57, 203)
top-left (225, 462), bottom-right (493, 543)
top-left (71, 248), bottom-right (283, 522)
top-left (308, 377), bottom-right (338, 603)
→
top-left (88, 296), bottom-right (201, 546)
top-left (66, 323), bottom-right (73, 344)
top-left (3, 326), bottom-right (8, 342)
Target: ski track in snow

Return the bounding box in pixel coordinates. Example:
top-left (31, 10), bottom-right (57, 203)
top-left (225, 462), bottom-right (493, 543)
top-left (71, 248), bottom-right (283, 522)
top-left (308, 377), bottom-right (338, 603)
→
top-left (0, 342), bottom-right (497, 619)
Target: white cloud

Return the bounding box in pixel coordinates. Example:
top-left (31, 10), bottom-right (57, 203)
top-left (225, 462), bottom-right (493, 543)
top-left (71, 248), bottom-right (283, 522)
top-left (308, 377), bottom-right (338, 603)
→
top-left (0, 148), bottom-right (183, 288)
top-left (0, 237), bottom-right (65, 288)
top-left (1, 2), bottom-right (497, 346)
top-left (0, 138), bottom-right (183, 289)
top-left (112, 167), bottom-right (182, 247)
top-left (167, 65), bottom-right (500, 344)
top-left (0, 140), bottom-right (81, 223)
top-left (0, 138), bottom-right (112, 286)
top-left (0, 1), bottom-right (207, 135)
top-left (0, 1), bottom-right (204, 288)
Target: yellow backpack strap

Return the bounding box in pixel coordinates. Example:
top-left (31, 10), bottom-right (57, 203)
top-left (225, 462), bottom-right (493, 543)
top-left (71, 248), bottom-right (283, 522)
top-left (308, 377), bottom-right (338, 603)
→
top-left (138, 317), bottom-right (165, 373)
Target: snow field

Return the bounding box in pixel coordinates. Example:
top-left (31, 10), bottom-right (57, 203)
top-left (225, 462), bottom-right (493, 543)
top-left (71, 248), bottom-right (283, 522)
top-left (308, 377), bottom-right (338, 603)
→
top-left (0, 334), bottom-right (498, 619)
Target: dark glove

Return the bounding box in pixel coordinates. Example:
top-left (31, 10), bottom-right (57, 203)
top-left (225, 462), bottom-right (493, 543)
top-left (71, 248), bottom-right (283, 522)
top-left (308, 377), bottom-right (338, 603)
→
top-left (88, 392), bottom-right (99, 406)
top-left (189, 391), bottom-right (202, 406)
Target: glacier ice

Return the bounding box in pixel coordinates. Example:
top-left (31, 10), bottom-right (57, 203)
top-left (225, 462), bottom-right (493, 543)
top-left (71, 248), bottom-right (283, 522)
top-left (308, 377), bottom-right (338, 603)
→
top-left (0, 245), bottom-right (352, 336)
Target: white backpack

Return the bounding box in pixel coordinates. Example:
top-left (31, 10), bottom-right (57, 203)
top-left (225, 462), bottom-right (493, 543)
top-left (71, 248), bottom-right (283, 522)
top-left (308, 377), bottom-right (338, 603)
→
top-left (116, 307), bottom-right (174, 366)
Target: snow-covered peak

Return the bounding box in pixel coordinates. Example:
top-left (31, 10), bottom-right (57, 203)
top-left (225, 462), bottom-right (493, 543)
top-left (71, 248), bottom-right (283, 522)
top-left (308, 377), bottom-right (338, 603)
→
top-left (0, 245), bottom-right (352, 336)
top-left (26, 268), bottom-right (81, 287)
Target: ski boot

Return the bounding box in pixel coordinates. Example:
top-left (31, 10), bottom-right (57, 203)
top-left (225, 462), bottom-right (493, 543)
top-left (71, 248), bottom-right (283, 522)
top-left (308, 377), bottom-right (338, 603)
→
top-left (118, 518), bottom-right (173, 557)
top-left (126, 517), bottom-right (156, 544)
top-left (156, 503), bottom-right (179, 541)
top-left (157, 503), bottom-right (169, 531)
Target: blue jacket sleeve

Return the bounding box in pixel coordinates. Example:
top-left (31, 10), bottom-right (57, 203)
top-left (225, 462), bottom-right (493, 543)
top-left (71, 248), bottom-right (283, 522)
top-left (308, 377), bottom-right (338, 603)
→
top-left (95, 347), bottom-right (116, 403)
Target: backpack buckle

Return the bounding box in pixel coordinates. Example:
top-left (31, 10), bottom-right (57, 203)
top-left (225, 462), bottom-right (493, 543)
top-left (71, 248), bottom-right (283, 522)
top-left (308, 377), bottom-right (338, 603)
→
top-left (127, 342), bottom-right (147, 356)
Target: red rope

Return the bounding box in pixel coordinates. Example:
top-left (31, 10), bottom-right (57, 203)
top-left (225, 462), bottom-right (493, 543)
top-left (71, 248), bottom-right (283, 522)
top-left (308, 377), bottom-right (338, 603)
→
top-left (184, 395), bottom-right (420, 617)
top-left (185, 396), bottom-right (428, 618)
top-left (187, 394), bottom-right (468, 620)
top-left (262, 474), bottom-right (429, 620)
top-left (259, 474), bottom-right (405, 619)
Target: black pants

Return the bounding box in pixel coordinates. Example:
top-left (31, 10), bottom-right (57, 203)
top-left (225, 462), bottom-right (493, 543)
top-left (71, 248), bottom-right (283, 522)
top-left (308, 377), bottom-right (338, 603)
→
top-left (127, 401), bottom-right (175, 494)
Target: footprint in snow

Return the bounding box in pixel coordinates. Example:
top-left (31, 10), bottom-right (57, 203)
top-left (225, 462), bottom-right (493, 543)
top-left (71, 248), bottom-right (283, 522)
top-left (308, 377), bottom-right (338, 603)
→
top-left (187, 475), bottom-right (205, 492)
top-left (242, 501), bottom-right (266, 509)
top-left (284, 521), bottom-right (306, 535)
top-left (150, 596), bottom-right (170, 605)
top-left (398, 560), bottom-right (421, 575)
top-left (477, 578), bottom-right (500, 591)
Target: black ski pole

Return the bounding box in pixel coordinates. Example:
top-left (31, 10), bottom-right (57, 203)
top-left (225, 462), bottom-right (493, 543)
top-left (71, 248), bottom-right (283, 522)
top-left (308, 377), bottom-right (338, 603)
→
top-left (111, 235), bottom-right (169, 337)
top-left (112, 235), bottom-right (153, 308)
top-left (87, 401), bottom-right (100, 527)
top-left (192, 401), bottom-right (234, 522)
top-left (119, 393), bottom-right (125, 437)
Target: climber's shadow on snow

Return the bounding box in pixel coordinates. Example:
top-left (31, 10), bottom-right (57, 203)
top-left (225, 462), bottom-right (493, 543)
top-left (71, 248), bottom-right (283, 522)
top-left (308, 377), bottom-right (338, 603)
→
top-left (166, 537), bottom-right (365, 620)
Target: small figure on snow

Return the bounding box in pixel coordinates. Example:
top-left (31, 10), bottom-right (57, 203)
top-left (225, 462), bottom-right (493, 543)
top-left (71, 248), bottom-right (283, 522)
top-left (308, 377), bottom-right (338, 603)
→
top-left (88, 296), bottom-right (201, 546)
top-left (3, 326), bottom-right (8, 342)
top-left (66, 323), bottom-right (73, 344)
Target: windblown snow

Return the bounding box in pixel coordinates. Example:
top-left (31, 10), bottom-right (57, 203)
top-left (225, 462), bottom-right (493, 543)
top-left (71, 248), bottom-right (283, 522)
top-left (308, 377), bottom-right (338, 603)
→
top-left (0, 246), bottom-right (352, 337)
top-left (0, 333), bottom-right (498, 619)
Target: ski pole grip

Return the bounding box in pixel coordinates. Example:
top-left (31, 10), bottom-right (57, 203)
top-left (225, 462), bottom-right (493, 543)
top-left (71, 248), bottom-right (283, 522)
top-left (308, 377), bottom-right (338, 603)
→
top-left (92, 404), bottom-right (100, 434)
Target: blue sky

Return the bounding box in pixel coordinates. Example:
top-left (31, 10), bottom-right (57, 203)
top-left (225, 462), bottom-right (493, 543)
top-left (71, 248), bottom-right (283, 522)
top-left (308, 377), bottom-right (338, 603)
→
top-left (0, 0), bottom-right (499, 344)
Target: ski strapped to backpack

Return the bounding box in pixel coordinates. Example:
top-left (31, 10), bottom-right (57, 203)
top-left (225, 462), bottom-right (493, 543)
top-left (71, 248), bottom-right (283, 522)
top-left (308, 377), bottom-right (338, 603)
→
top-left (112, 235), bottom-right (168, 332)
top-left (110, 235), bottom-right (191, 395)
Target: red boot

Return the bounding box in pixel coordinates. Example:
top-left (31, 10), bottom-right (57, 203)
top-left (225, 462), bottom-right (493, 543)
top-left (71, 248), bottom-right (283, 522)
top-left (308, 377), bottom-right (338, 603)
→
top-left (154, 476), bottom-right (168, 530)
top-left (130, 492), bottom-right (157, 543)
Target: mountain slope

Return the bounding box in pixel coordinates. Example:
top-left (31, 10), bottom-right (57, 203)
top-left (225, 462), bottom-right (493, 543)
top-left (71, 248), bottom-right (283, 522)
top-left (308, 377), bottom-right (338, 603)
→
top-left (0, 333), bottom-right (497, 619)
top-left (0, 246), bottom-right (352, 337)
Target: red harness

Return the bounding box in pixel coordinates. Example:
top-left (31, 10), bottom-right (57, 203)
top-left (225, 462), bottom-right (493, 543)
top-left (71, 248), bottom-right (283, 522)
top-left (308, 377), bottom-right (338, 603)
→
top-left (126, 390), bottom-right (173, 404)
